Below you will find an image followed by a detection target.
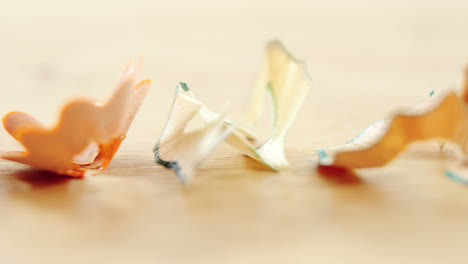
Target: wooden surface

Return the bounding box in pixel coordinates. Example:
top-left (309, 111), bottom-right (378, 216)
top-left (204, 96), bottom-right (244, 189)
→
top-left (1, 1), bottom-right (468, 263)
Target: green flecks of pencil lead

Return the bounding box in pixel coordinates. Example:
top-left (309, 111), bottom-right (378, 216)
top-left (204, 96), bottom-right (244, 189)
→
top-left (180, 82), bottom-right (190, 91)
top-left (430, 90), bottom-right (434, 97)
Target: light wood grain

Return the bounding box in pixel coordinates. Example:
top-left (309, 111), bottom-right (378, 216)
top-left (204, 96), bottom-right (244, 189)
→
top-left (1, 1), bottom-right (468, 263)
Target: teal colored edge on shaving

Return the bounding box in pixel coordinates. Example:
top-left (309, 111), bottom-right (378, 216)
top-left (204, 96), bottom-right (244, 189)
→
top-left (317, 148), bottom-right (328, 159)
top-left (445, 171), bottom-right (468, 185)
top-left (315, 120), bottom-right (382, 162)
top-left (345, 120), bottom-right (383, 144)
top-left (315, 90), bottom-right (436, 164)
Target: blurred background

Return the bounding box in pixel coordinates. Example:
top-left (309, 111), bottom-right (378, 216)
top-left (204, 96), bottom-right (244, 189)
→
top-left (1, 0), bottom-right (467, 138)
top-left (1, 0), bottom-right (468, 263)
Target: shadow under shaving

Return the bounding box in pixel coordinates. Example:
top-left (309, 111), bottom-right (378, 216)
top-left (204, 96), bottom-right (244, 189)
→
top-left (0, 168), bottom-right (89, 211)
top-left (317, 165), bottom-right (363, 185)
top-left (11, 168), bottom-right (77, 188)
top-left (242, 155), bottom-right (276, 171)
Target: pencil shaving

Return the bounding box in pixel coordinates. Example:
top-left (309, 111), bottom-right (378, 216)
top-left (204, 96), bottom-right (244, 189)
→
top-left (318, 68), bottom-right (468, 170)
top-left (1, 61), bottom-right (150, 176)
